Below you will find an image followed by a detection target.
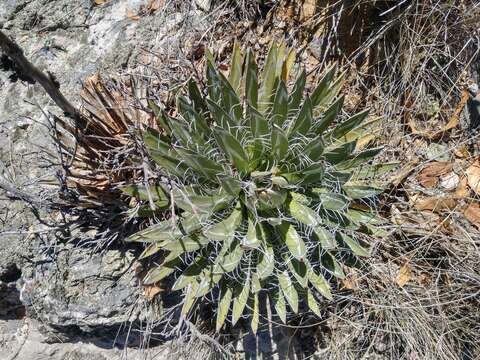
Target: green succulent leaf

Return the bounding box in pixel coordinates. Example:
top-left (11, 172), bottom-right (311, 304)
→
top-left (168, 116), bottom-right (195, 149)
top-left (126, 219), bottom-right (175, 243)
top-left (346, 209), bottom-right (385, 226)
top-left (352, 162), bottom-right (399, 179)
top-left (342, 184), bottom-right (384, 199)
top-left (318, 192), bottom-right (349, 211)
top-left (251, 273), bottom-right (262, 293)
top-left (276, 41), bottom-right (286, 77)
top-left (206, 98), bottom-right (235, 130)
top-left (289, 199), bottom-right (318, 226)
top-left (301, 163), bottom-right (325, 185)
top-left (272, 288), bottom-right (287, 323)
top-left (337, 232), bottom-right (370, 257)
top-left (303, 135), bottom-right (325, 162)
top-left (272, 81), bottom-right (288, 127)
top-left (133, 43), bottom-right (389, 329)
top-left (281, 48), bottom-right (296, 82)
top-left (216, 282), bottom-right (233, 332)
top-left (161, 235), bottom-right (209, 253)
top-left (172, 189), bottom-right (232, 214)
top-left (148, 151), bottom-right (188, 177)
top-left (287, 258), bottom-right (308, 288)
top-left (178, 95), bottom-right (210, 136)
top-left (259, 42), bottom-right (278, 113)
top-left (187, 79), bottom-right (208, 115)
top-left (288, 69), bottom-right (306, 112)
top-left (217, 240), bottom-right (244, 272)
top-left (144, 259), bottom-right (181, 285)
top-left (244, 218), bottom-right (262, 249)
top-left (306, 288), bottom-right (322, 316)
top-left (335, 147), bottom-right (383, 170)
top-left (139, 242), bottom-right (163, 259)
top-left (173, 253), bottom-right (209, 291)
top-left (163, 249), bottom-right (184, 263)
top-left (307, 265), bottom-right (332, 300)
top-left (272, 176), bottom-right (289, 188)
top-left (314, 73), bottom-right (345, 111)
top-left (257, 242), bottom-right (275, 280)
top-left (321, 252), bottom-right (346, 279)
top-left (289, 96), bottom-right (313, 137)
top-left (232, 274), bottom-right (250, 325)
top-left (219, 72), bottom-right (243, 123)
top-left (290, 192), bottom-right (310, 204)
top-left (315, 95), bottom-right (345, 136)
top-left (278, 270), bottom-right (299, 313)
top-left (311, 66), bottom-right (337, 108)
top-left (181, 281), bottom-right (199, 316)
top-left (324, 170), bottom-right (352, 185)
top-left (271, 126), bottom-right (289, 160)
top-left (204, 203), bottom-right (243, 242)
top-left (195, 272), bottom-right (220, 298)
top-left (207, 64), bottom-right (221, 103)
top-left (258, 188), bottom-right (287, 209)
top-left (245, 50), bottom-right (259, 108)
top-left (148, 100), bottom-right (171, 135)
top-left (324, 140), bottom-right (357, 164)
top-left (313, 226), bottom-right (337, 249)
top-left (282, 224), bottom-right (306, 260)
top-left (229, 41), bottom-right (242, 95)
top-left (215, 129), bottom-right (250, 174)
top-left (218, 175), bottom-right (242, 197)
top-left (251, 291), bottom-right (260, 333)
top-left (174, 148), bottom-right (224, 180)
top-left (331, 109), bottom-right (370, 140)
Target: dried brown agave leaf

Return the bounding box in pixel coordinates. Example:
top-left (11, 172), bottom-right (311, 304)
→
top-left (58, 73), bottom-right (157, 207)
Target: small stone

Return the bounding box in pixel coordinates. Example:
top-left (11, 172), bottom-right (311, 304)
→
top-left (195, 0), bottom-right (211, 12)
top-left (425, 143), bottom-right (450, 161)
top-left (440, 172), bottom-right (460, 191)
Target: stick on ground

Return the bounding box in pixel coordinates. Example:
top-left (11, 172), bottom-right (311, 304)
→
top-left (0, 30), bottom-right (78, 118)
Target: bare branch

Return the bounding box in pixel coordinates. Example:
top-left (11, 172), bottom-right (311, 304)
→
top-left (0, 30), bottom-right (79, 118)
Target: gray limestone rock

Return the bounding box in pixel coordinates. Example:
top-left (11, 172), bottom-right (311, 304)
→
top-left (0, 0), bottom-right (206, 357)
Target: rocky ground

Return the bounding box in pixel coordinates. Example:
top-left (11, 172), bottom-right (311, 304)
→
top-left (0, 1), bottom-right (209, 359)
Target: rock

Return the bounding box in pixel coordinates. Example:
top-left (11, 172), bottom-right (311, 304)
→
top-left (195, 0), bottom-right (212, 12)
top-left (19, 245), bottom-right (155, 346)
top-left (440, 172), bottom-right (460, 191)
top-left (0, 318), bottom-right (171, 360)
top-left (0, 0), bottom-right (206, 356)
top-left (425, 143), bottom-right (451, 161)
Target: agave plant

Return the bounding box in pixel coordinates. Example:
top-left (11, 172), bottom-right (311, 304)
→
top-left (127, 42), bottom-right (393, 332)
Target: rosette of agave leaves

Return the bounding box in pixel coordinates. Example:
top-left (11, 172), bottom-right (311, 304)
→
top-left (126, 42), bottom-right (394, 332)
